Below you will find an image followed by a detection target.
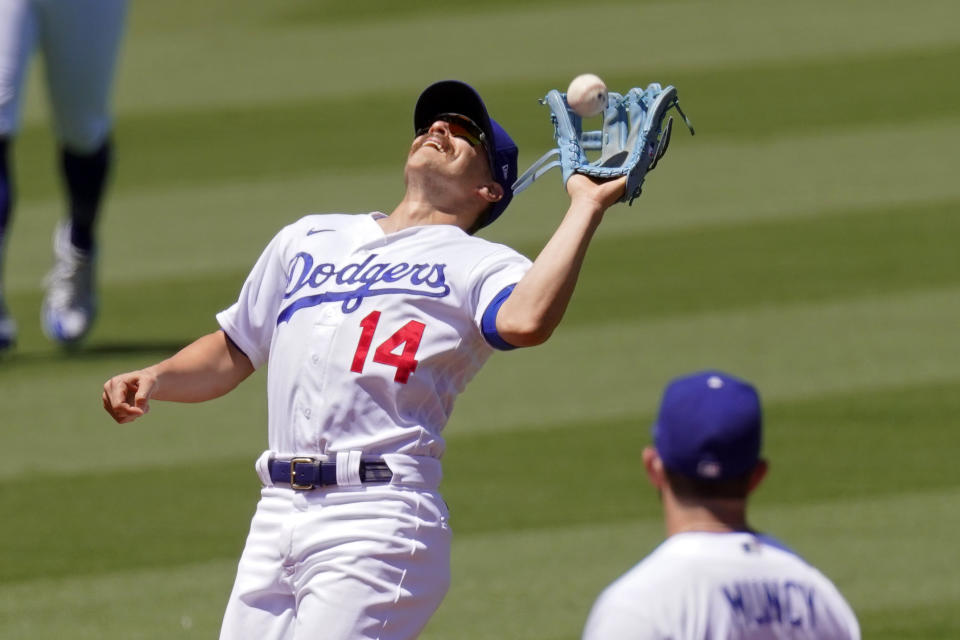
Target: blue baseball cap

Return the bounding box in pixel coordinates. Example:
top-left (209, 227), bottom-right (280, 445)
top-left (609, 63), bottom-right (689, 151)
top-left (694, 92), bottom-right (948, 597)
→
top-left (653, 371), bottom-right (763, 480)
top-left (414, 80), bottom-right (518, 228)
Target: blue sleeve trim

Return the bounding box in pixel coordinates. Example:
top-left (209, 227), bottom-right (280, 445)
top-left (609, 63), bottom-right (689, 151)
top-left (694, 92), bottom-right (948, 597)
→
top-left (481, 284), bottom-right (519, 351)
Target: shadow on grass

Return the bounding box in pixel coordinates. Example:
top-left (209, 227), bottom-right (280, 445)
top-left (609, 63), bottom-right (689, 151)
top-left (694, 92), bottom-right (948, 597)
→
top-left (67, 340), bottom-right (188, 357)
top-left (0, 340), bottom-right (188, 365)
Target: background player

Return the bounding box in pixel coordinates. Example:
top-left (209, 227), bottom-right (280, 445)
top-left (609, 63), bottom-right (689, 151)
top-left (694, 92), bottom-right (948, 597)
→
top-left (582, 370), bottom-right (861, 640)
top-left (0, 0), bottom-right (127, 349)
top-left (102, 80), bottom-right (626, 639)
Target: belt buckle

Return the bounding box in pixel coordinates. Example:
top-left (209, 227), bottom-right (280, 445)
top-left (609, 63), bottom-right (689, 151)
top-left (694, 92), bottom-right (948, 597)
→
top-left (289, 457), bottom-right (316, 490)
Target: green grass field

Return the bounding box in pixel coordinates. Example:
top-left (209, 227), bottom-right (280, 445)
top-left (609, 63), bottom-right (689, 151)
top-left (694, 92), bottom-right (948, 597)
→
top-left (2, 0), bottom-right (959, 637)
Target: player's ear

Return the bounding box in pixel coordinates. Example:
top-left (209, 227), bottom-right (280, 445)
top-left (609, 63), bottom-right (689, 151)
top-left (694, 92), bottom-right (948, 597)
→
top-left (642, 446), bottom-right (666, 489)
top-left (746, 459), bottom-right (768, 494)
top-left (476, 181), bottom-right (503, 204)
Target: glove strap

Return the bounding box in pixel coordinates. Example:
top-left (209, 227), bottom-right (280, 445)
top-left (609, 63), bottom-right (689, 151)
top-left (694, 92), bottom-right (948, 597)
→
top-left (513, 148), bottom-right (561, 195)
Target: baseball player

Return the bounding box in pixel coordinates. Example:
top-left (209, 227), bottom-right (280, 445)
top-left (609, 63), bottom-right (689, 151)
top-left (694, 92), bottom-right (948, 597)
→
top-left (0, 0), bottom-right (127, 349)
top-left (102, 80), bottom-right (626, 639)
top-left (582, 371), bottom-right (861, 640)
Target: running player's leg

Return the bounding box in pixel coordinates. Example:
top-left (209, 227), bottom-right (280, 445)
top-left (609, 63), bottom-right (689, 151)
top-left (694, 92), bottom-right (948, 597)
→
top-left (35, 0), bottom-right (126, 341)
top-left (0, 0), bottom-right (37, 349)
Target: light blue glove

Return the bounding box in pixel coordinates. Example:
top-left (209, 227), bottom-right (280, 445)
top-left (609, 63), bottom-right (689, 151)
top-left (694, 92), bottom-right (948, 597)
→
top-left (513, 83), bottom-right (694, 204)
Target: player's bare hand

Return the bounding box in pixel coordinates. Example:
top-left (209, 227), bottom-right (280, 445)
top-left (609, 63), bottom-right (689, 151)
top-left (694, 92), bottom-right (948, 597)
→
top-left (102, 370), bottom-right (158, 424)
top-left (566, 173), bottom-right (627, 211)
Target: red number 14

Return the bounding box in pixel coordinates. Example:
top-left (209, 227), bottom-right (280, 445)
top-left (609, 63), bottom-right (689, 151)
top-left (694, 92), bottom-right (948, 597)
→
top-left (350, 311), bottom-right (426, 383)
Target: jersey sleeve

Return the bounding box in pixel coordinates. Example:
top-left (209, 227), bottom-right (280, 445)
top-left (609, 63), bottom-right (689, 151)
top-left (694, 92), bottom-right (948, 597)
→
top-left (810, 568), bottom-right (862, 640)
top-left (469, 246), bottom-right (532, 349)
top-left (215, 228), bottom-right (290, 369)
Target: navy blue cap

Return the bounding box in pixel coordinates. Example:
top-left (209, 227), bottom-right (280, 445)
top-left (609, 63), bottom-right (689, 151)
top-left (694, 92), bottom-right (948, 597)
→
top-left (414, 80), bottom-right (518, 228)
top-left (653, 371), bottom-right (763, 480)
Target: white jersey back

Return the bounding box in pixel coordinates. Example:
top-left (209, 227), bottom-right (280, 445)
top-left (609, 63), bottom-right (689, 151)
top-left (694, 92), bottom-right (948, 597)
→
top-left (217, 212), bottom-right (530, 458)
top-left (583, 532), bottom-right (860, 640)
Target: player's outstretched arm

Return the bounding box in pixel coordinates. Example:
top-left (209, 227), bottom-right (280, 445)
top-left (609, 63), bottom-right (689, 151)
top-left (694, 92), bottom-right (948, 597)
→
top-left (496, 174), bottom-right (626, 347)
top-left (102, 330), bottom-right (254, 424)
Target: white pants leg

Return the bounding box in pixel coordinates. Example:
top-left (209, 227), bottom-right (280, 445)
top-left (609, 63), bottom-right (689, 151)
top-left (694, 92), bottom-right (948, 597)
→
top-left (220, 485), bottom-right (452, 640)
top-left (32, 0), bottom-right (127, 151)
top-left (219, 489), bottom-right (298, 639)
top-left (0, 0), bottom-right (36, 136)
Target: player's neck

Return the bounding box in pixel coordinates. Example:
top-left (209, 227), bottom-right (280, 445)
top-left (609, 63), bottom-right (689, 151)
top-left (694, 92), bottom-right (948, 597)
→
top-left (663, 497), bottom-right (751, 537)
top-left (383, 192), bottom-right (474, 233)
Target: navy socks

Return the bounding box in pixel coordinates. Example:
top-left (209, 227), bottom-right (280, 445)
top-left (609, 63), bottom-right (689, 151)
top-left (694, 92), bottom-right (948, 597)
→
top-left (0, 137), bottom-right (11, 254)
top-left (61, 140), bottom-right (112, 253)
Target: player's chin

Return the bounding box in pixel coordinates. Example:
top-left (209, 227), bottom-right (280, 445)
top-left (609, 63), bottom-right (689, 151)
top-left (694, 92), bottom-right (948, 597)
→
top-left (405, 150), bottom-right (442, 176)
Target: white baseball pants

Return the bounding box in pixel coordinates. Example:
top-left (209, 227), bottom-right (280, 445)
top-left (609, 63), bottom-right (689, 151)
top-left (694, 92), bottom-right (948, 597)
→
top-left (219, 484), bottom-right (452, 640)
top-left (0, 0), bottom-right (126, 151)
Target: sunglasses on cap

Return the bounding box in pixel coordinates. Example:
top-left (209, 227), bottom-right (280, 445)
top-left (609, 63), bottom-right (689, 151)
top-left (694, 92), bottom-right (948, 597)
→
top-left (416, 113), bottom-right (486, 148)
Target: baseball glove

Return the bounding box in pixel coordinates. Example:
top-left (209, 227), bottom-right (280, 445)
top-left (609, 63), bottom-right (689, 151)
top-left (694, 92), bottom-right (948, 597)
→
top-left (512, 83), bottom-right (694, 204)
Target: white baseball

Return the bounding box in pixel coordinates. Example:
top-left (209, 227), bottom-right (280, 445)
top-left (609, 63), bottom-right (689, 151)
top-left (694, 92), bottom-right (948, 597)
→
top-left (566, 73), bottom-right (608, 118)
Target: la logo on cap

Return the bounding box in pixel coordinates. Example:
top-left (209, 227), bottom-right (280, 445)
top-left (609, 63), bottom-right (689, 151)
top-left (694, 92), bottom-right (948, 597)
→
top-left (697, 460), bottom-right (722, 478)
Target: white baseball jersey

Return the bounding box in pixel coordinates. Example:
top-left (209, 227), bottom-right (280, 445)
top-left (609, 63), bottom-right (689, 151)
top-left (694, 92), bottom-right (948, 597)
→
top-left (217, 212), bottom-right (531, 460)
top-left (215, 212), bottom-right (531, 640)
top-left (0, 0), bottom-right (126, 151)
top-left (583, 531), bottom-right (860, 640)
